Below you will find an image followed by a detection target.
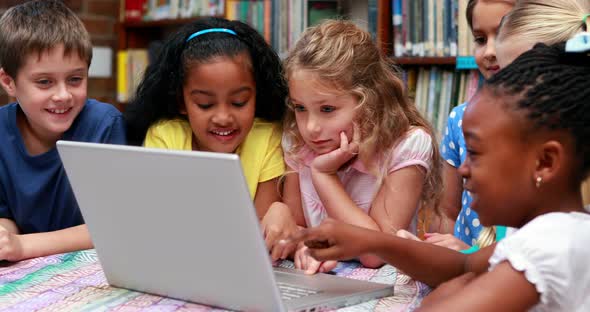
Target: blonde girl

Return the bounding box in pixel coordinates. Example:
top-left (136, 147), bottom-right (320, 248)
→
top-left (274, 20), bottom-right (442, 274)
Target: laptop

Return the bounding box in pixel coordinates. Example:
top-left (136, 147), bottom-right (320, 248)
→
top-left (57, 141), bottom-right (393, 312)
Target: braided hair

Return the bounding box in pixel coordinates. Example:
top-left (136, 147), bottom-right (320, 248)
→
top-left (486, 42), bottom-right (590, 181)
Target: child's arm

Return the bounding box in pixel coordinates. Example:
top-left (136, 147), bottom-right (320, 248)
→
top-left (0, 218), bottom-right (19, 234)
top-left (0, 224), bottom-right (92, 261)
top-left (370, 165), bottom-right (425, 234)
top-left (254, 177), bottom-right (281, 219)
top-left (361, 165), bottom-right (426, 267)
top-left (312, 171), bottom-right (381, 231)
top-left (440, 153), bottom-right (463, 222)
top-left (418, 262), bottom-right (539, 311)
top-left (418, 163), bottom-right (469, 250)
top-left (310, 132), bottom-right (380, 232)
top-left (290, 219), bottom-right (494, 287)
top-left (261, 171), bottom-right (306, 260)
top-left (281, 171), bottom-right (306, 226)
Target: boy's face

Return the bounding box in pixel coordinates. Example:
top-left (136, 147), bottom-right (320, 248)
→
top-left (0, 44), bottom-right (88, 142)
top-left (288, 70), bottom-right (357, 155)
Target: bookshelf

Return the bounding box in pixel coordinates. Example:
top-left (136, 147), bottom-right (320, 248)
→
top-left (117, 1), bottom-right (227, 104)
top-left (387, 0), bottom-right (482, 137)
top-left (116, 0), bottom-right (478, 126)
top-left (394, 57), bottom-right (456, 66)
top-left (118, 17), bottom-right (220, 50)
top-left (116, 0), bottom-right (394, 105)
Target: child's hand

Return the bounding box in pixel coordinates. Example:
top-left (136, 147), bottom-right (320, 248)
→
top-left (294, 244), bottom-right (338, 274)
top-left (262, 202), bottom-right (300, 261)
top-left (0, 230), bottom-right (24, 261)
top-left (396, 229), bottom-right (422, 241)
top-left (424, 233), bottom-right (470, 251)
top-left (288, 218), bottom-right (375, 262)
top-left (311, 125), bottom-right (361, 174)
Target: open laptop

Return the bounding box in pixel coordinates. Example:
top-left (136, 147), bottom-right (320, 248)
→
top-left (57, 141), bottom-right (393, 312)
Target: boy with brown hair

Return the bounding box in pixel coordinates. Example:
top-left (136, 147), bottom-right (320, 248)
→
top-left (0, 0), bottom-right (125, 261)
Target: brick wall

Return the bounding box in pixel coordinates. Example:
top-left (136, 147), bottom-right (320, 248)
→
top-left (0, 0), bottom-right (119, 108)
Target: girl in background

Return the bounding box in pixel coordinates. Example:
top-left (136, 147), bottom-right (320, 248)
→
top-left (432, 0), bottom-right (516, 251)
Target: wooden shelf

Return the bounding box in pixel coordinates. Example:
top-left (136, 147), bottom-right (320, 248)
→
top-left (392, 57), bottom-right (456, 66)
top-left (121, 16), bottom-right (223, 28)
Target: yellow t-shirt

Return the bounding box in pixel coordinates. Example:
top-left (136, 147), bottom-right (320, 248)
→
top-left (144, 118), bottom-right (285, 199)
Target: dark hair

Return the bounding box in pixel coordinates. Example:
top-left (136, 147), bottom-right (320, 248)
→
top-left (125, 17), bottom-right (287, 145)
top-left (486, 42), bottom-right (590, 181)
top-left (466, 0), bottom-right (479, 29)
top-left (0, 0), bottom-right (92, 77)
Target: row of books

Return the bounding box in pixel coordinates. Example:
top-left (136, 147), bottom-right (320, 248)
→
top-left (392, 0), bottom-right (473, 57)
top-left (226, 0), bottom-right (272, 43)
top-left (117, 49), bottom-right (149, 103)
top-left (123, 1), bottom-right (477, 59)
top-left (273, 0), bottom-right (377, 56)
top-left (123, 0), bottom-right (224, 22)
top-left (404, 67), bottom-right (481, 135)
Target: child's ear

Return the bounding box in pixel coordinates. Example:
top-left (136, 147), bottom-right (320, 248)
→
top-left (534, 140), bottom-right (563, 186)
top-left (0, 68), bottom-right (17, 97)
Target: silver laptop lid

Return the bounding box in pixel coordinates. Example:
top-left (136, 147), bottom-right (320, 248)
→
top-left (57, 141), bottom-right (285, 311)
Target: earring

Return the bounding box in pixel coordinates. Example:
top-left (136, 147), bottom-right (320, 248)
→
top-left (535, 176), bottom-right (543, 188)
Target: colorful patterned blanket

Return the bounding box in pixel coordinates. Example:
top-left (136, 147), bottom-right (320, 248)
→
top-left (0, 250), bottom-right (430, 311)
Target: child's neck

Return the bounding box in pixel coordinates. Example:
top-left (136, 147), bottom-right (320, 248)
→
top-left (528, 188), bottom-right (586, 222)
top-left (16, 110), bottom-right (60, 156)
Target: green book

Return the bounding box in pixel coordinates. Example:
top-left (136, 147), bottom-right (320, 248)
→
top-left (308, 1), bottom-right (339, 27)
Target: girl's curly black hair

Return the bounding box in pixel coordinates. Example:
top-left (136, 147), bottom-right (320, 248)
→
top-left (485, 41), bottom-right (590, 181)
top-left (125, 17), bottom-right (288, 145)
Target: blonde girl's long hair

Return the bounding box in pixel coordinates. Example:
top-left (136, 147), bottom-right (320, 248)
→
top-left (476, 226), bottom-right (496, 248)
top-left (283, 19), bottom-right (442, 212)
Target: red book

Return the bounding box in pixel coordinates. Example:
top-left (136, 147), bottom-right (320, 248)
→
top-left (125, 0), bottom-right (145, 22)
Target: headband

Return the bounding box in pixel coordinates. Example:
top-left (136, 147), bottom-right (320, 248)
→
top-left (186, 28), bottom-right (237, 42)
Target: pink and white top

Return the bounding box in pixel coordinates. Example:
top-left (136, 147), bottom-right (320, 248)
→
top-left (284, 128), bottom-right (433, 231)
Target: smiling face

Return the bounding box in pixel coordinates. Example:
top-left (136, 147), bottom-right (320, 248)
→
top-left (181, 53), bottom-right (256, 153)
top-left (471, 1), bottom-right (514, 78)
top-left (0, 44), bottom-right (88, 146)
top-left (288, 70), bottom-right (358, 155)
top-left (458, 88), bottom-right (540, 227)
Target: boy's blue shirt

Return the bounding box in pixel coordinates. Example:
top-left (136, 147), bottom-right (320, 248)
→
top-left (0, 99), bottom-right (126, 234)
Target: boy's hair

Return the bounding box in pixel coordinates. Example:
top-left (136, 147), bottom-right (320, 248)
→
top-left (498, 0), bottom-right (590, 44)
top-left (125, 17), bottom-right (287, 146)
top-left (486, 42), bottom-right (590, 182)
top-left (283, 19), bottom-right (442, 210)
top-left (466, 0), bottom-right (516, 30)
top-left (0, 0), bottom-right (92, 78)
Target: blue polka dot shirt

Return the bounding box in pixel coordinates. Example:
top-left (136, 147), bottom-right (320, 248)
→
top-left (440, 102), bottom-right (483, 246)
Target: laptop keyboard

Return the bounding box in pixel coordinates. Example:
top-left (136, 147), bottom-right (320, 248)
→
top-left (277, 282), bottom-right (321, 300)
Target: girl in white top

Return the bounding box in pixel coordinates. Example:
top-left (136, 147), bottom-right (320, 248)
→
top-left (264, 19), bottom-right (442, 274)
top-left (289, 39), bottom-right (590, 311)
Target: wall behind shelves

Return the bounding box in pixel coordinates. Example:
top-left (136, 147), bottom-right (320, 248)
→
top-left (0, 0), bottom-right (119, 107)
